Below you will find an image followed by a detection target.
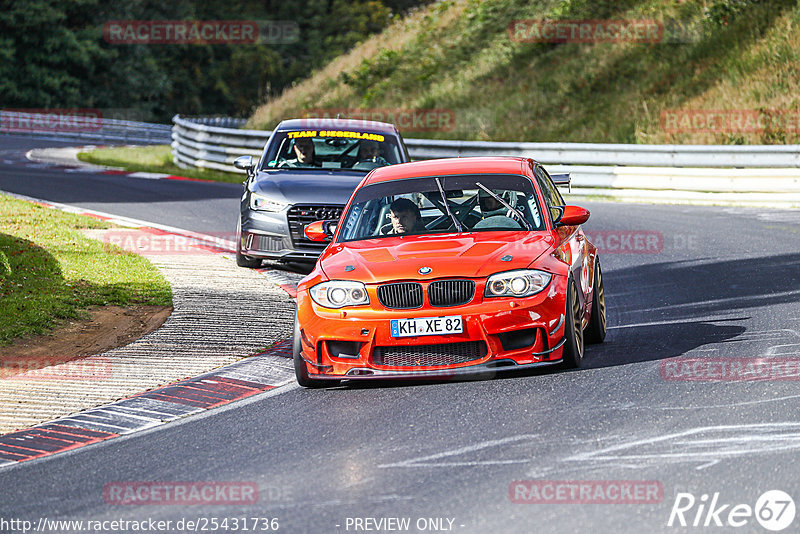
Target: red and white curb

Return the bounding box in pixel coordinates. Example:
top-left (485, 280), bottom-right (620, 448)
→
top-left (0, 155), bottom-right (307, 465)
top-left (24, 146), bottom-right (228, 184)
top-left (0, 341), bottom-right (294, 467)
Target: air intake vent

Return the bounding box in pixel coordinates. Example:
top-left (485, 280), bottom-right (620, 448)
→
top-left (429, 279), bottom-right (475, 307)
top-left (373, 341), bottom-right (487, 367)
top-left (377, 282), bottom-right (423, 309)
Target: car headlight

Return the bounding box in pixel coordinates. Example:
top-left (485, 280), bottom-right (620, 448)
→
top-left (310, 281), bottom-right (370, 308)
top-left (249, 192), bottom-right (288, 212)
top-left (484, 269), bottom-right (552, 298)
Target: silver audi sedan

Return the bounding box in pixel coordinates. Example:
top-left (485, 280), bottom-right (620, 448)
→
top-left (234, 118), bottom-right (409, 266)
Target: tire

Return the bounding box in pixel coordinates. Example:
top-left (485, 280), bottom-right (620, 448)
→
top-left (561, 277), bottom-right (585, 369)
top-left (584, 260), bottom-right (607, 344)
top-left (236, 216), bottom-right (262, 268)
top-left (293, 314), bottom-right (327, 388)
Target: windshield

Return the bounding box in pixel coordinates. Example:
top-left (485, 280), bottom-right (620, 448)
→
top-left (338, 174), bottom-right (545, 242)
top-left (260, 130), bottom-right (403, 171)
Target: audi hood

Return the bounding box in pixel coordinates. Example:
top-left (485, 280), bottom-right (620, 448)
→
top-left (251, 169), bottom-right (367, 206)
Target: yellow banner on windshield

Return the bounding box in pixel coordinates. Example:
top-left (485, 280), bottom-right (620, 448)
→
top-left (287, 130), bottom-right (385, 142)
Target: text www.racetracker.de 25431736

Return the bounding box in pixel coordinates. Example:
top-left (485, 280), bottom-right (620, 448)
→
top-left (0, 516), bottom-right (280, 533)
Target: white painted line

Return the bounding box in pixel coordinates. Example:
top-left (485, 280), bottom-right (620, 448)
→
top-left (378, 434), bottom-right (538, 468)
top-left (608, 315), bottom-right (745, 330)
top-left (128, 172), bottom-right (170, 180)
top-left (623, 289), bottom-right (800, 315)
top-left (566, 422), bottom-right (800, 465)
top-left (52, 417), bottom-right (141, 434)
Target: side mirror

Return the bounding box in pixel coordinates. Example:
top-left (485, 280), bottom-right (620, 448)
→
top-left (555, 205), bottom-right (590, 227)
top-left (304, 220), bottom-right (338, 242)
top-left (234, 155), bottom-right (255, 172)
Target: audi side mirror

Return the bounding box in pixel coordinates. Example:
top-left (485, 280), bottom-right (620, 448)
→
top-left (234, 155), bottom-right (255, 172)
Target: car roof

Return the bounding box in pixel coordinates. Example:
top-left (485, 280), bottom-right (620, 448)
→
top-left (361, 157), bottom-right (535, 185)
top-left (276, 118), bottom-right (400, 135)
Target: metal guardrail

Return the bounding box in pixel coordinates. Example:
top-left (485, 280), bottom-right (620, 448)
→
top-left (170, 115), bottom-right (800, 195)
top-left (406, 138), bottom-right (800, 168)
top-left (0, 111), bottom-right (171, 145)
top-left (171, 115), bottom-right (270, 173)
top-left (172, 114), bottom-right (800, 168)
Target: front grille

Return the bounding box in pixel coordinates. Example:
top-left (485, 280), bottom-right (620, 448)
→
top-left (287, 205), bottom-right (343, 250)
top-left (377, 282), bottom-right (423, 309)
top-left (429, 279), bottom-right (475, 307)
top-left (373, 341), bottom-right (487, 367)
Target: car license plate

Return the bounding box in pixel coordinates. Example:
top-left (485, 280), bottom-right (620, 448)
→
top-left (390, 316), bottom-right (463, 337)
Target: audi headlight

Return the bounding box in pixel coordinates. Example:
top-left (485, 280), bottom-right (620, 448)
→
top-left (310, 281), bottom-right (370, 308)
top-left (485, 270), bottom-right (551, 298)
top-left (249, 192), bottom-right (288, 212)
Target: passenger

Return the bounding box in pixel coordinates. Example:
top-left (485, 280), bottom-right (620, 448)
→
top-left (357, 140), bottom-right (381, 161)
top-left (350, 139), bottom-right (388, 168)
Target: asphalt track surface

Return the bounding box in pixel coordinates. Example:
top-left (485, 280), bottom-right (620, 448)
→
top-left (2, 134), bottom-right (800, 533)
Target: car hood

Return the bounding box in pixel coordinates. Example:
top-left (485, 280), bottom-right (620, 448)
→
top-left (319, 232), bottom-right (555, 284)
top-left (252, 169), bottom-right (366, 205)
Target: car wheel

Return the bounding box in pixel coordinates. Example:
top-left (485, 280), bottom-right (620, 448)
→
top-left (584, 260), bottom-right (607, 344)
top-left (293, 314), bottom-right (327, 388)
top-left (561, 277), bottom-right (584, 368)
top-left (236, 217), bottom-right (262, 268)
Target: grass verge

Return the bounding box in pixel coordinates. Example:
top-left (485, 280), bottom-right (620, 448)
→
top-left (77, 145), bottom-right (245, 184)
top-left (0, 194), bottom-right (172, 346)
top-left (250, 0), bottom-right (800, 145)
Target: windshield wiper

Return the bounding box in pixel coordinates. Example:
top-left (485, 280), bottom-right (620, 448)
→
top-left (435, 177), bottom-right (464, 233)
top-left (475, 182), bottom-right (532, 230)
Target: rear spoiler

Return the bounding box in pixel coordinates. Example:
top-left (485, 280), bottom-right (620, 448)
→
top-left (550, 173), bottom-right (571, 193)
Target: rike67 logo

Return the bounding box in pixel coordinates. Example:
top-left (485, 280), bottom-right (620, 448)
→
top-left (668, 490), bottom-right (795, 531)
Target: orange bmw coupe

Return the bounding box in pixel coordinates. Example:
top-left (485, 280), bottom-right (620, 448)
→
top-left (293, 157), bottom-right (605, 386)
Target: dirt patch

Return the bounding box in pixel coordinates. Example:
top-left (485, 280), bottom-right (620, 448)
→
top-left (0, 305), bottom-right (172, 378)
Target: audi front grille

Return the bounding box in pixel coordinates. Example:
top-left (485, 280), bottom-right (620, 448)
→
top-left (287, 205), bottom-right (343, 250)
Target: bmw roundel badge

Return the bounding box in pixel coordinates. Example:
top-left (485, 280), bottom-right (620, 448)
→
top-left (418, 266), bottom-right (433, 275)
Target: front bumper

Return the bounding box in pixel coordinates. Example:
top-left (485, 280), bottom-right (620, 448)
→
top-left (296, 275), bottom-right (568, 380)
top-left (300, 357), bottom-right (564, 381)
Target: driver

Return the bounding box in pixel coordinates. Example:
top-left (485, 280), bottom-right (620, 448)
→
top-left (349, 139), bottom-right (388, 168)
top-left (279, 137), bottom-right (319, 167)
top-left (386, 198), bottom-right (425, 234)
